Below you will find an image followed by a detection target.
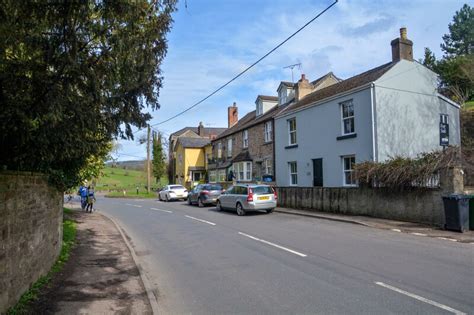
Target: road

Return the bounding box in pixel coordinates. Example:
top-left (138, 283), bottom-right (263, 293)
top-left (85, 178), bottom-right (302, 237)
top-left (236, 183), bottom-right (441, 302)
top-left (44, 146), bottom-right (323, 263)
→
top-left (98, 196), bottom-right (473, 315)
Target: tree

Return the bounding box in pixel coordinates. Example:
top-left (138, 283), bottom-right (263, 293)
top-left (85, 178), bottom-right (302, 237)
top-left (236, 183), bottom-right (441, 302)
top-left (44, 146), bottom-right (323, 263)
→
top-left (0, 1), bottom-right (176, 189)
top-left (152, 132), bottom-right (166, 184)
top-left (436, 54), bottom-right (474, 104)
top-left (441, 4), bottom-right (474, 57)
top-left (421, 47), bottom-right (437, 70)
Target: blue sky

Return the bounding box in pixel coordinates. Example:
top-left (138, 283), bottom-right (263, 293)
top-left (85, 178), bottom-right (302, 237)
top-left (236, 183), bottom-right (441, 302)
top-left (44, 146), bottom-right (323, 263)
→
top-left (115, 0), bottom-right (468, 161)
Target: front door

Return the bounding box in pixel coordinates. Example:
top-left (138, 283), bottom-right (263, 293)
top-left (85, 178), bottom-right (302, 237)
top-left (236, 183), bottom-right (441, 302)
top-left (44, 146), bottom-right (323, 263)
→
top-left (313, 158), bottom-right (323, 187)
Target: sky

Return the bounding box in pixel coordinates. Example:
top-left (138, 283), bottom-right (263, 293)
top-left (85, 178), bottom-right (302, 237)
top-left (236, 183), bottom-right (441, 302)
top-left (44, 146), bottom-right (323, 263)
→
top-left (114, 0), bottom-right (468, 161)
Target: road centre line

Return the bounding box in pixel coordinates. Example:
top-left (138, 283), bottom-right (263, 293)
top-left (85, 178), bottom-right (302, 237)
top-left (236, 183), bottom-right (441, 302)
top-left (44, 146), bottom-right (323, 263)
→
top-left (185, 215), bottom-right (216, 226)
top-left (375, 282), bottom-right (466, 315)
top-left (238, 232), bottom-right (307, 257)
top-left (150, 208), bottom-right (173, 213)
top-left (126, 204), bottom-right (142, 208)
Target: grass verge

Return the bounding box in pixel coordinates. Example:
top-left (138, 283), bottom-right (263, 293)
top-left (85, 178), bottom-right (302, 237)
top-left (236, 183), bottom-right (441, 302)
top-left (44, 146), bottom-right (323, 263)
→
top-left (7, 208), bottom-right (76, 315)
top-left (105, 190), bottom-right (157, 199)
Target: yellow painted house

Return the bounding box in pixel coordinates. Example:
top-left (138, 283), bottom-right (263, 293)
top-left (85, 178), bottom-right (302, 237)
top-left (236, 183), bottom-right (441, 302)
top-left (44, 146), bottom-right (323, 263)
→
top-left (174, 137), bottom-right (212, 188)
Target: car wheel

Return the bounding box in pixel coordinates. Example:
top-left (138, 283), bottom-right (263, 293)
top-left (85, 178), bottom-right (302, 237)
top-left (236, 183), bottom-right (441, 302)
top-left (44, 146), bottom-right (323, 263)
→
top-left (236, 203), bottom-right (246, 216)
top-left (216, 200), bottom-right (222, 211)
top-left (165, 195), bottom-right (169, 202)
top-left (198, 198), bottom-right (204, 208)
top-left (187, 197), bottom-right (192, 205)
top-left (266, 208), bottom-right (274, 214)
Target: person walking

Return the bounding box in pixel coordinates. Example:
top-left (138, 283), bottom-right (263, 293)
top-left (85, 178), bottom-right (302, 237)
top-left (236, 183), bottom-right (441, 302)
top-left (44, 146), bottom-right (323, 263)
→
top-left (86, 186), bottom-right (96, 213)
top-left (79, 184), bottom-right (88, 210)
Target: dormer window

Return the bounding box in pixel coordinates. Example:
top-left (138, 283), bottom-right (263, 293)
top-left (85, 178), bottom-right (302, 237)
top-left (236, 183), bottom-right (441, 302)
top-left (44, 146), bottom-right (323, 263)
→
top-left (256, 102), bottom-right (263, 116)
top-left (279, 88), bottom-right (287, 105)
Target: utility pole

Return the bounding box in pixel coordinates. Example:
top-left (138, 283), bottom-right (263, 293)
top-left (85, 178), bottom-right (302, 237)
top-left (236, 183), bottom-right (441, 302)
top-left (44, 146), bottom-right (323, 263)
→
top-left (147, 124), bottom-right (151, 194)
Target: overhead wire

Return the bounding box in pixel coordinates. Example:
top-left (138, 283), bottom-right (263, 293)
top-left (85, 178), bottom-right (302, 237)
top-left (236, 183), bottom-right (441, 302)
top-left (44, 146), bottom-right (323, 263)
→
top-left (132, 0), bottom-right (338, 134)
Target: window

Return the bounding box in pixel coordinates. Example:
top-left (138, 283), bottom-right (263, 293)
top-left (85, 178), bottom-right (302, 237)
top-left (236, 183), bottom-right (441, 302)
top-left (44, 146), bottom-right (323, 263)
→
top-left (279, 88), bottom-right (287, 104)
top-left (218, 169), bottom-right (226, 182)
top-left (209, 170), bottom-right (217, 183)
top-left (342, 156), bottom-right (356, 186)
top-left (288, 118), bottom-right (297, 145)
top-left (341, 100), bottom-right (355, 135)
top-left (227, 138), bottom-right (232, 157)
top-left (217, 142), bottom-right (222, 159)
top-left (264, 159), bottom-right (272, 175)
top-left (264, 121), bottom-right (272, 142)
top-left (288, 162), bottom-right (297, 186)
top-left (440, 114), bottom-right (448, 124)
top-left (233, 162), bottom-right (252, 181)
top-left (243, 130), bottom-right (248, 148)
top-left (256, 102), bottom-right (263, 116)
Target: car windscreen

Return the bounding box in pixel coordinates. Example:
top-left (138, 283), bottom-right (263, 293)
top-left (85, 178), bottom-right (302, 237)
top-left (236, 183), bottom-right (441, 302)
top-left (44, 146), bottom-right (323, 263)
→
top-left (170, 185), bottom-right (185, 190)
top-left (251, 186), bottom-right (273, 195)
top-left (203, 185), bottom-right (222, 191)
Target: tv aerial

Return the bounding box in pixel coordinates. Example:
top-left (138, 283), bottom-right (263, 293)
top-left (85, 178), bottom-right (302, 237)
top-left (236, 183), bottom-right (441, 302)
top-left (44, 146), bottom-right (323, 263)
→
top-left (283, 63), bottom-right (302, 83)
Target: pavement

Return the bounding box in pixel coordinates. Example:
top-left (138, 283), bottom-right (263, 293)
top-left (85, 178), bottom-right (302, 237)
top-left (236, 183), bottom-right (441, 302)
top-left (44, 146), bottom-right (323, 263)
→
top-left (31, 203), bottom-right (153, 314)
top-left (275, 207), bottom-right (474, 243)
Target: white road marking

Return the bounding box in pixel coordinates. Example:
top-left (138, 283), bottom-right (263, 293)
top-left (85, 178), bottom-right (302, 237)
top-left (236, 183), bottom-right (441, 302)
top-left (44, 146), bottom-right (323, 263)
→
top-left (375, 282), bottom-right (466, 315)
top-left (185, 215), bottom-right (216, 226)
top-left (126, 204), bottom-right (142, 208)
top-left (150, 208), bottom-right (172, 213)
top-left (238, 232), bottom-right (307, 257)
top-left (391, 229), bottom-right (402, 232)
top-left (448, 238), bottom-right (458, 242)
top-left (411, 232), bottom-right (427, 236)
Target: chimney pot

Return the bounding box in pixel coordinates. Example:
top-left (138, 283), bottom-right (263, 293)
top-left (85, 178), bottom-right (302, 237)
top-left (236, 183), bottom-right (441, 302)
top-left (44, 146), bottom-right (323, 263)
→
top-left (400, 27), bottom-right (407, 40)
top-left (227, 103), bottom-right (238, 128)
top-left (391, 27), bottom-right (413, 62)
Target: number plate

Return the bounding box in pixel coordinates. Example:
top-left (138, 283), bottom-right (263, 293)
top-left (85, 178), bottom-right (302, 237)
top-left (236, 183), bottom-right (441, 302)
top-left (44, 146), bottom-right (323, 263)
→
top-left (258, 196), bottom-right (270, 200)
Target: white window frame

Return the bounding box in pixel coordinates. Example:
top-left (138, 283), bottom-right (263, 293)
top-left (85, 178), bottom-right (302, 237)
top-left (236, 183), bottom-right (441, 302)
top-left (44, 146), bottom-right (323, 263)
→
top-left (227, 138), bottom-right (232, 157)
top-left (218, 169), bottom-right (226, 182)
top-left (288, 161), bottom-right (297, 186)
top-left (279, 88), bottom-right (287, 105)
top-left (288, 118), bottom-right (297, 145)
top-left (440, 114), bottom-right (448, 124)
top-left (243, 130), bottom-right (248, 148)
top-left (342, 155), bottom-right (356, 187)
top-left (233, 162), bottom-right (252, 181)
top-left (341, 100), bottom-right (355, 135)
top-left (256, 102), bottom-right (263, 116)
top-left (217, 142), bottom-right (222, 159)
top-left (209, 170), bottom-right (217, 183)
top-left (264, 121), bottom-right (272, 142)
top-left (264, 158), bottom-right (272, 175)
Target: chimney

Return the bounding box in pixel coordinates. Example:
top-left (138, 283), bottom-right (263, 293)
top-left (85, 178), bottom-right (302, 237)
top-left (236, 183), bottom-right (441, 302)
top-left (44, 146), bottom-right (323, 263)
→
top-left (227, 102), bottom-right (238, 128)
top-left (295, 74), bottom-right (313, 101)
top-left (198, 121), bottom-right (205, 137)
top-left (391, 27), bottom-right (413, 62)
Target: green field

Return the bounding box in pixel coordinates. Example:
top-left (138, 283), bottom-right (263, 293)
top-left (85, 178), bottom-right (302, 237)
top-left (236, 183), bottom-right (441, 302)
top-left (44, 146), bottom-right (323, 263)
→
top-left (95, 166), bottom-right (167, 197)
top-left (465, 100), bottom-right (474, 111)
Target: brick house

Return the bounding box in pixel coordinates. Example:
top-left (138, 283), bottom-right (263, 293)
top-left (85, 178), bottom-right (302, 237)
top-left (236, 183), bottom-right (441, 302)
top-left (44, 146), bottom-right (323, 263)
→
top-left (207, 72), bottom-right (340, 184)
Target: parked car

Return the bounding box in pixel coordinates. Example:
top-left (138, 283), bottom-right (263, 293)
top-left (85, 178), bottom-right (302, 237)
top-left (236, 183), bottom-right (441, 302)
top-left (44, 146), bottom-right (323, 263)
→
top-left (158, 185), bottom-right (188, 201)
top-left (216, 184), bottom-right (277, 216)
top-left (188, 184), bottom-right (224, 207)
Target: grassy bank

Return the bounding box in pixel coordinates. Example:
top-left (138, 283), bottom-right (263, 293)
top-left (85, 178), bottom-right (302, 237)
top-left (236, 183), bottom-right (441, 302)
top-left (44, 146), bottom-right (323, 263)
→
top-left (105, 190), bottom-right (158, 199)
top-left (95, 166), bottom-right (167, 194)
top-left (7, 208), bottom-right (76, 315)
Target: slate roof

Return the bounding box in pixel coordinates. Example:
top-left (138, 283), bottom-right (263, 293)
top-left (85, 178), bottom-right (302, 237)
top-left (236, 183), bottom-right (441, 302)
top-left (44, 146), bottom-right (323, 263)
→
top-left (257, 95), bottom-right (278, 101)
top-left (169, 126), bottom-right (227, 138)
top-left (177, 137), bottom-right (210, 148)
top-left (232, 150), bottom-right (253, 163)
top-left (281, 62), bottom-right (395, 115)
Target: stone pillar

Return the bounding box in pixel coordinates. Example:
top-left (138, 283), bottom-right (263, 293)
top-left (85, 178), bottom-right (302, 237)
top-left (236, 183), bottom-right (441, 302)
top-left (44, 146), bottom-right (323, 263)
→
top-left (440, 167), bottom-right (464, 194)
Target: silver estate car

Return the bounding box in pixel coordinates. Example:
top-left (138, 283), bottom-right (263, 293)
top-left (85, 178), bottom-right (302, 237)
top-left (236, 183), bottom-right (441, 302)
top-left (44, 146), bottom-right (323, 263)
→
top-left (216, 184), bottom-right (277, 216)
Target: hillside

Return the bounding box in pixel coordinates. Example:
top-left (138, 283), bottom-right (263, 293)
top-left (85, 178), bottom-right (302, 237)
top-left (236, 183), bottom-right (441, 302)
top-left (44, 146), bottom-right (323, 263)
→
top-left (95, 166), bottom-right (167, 194)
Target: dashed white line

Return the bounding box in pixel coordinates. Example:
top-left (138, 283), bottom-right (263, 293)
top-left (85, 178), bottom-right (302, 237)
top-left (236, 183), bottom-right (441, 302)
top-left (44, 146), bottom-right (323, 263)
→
top-left (126, 204), bottom-right (142, 208)
top-left (185, 215), bottom-right (216, 226)
top-left (411, 232), bottom-right (427, 236)
top-left (391, 229), bottom-right (402, 232)
top-left (238, 232), bottom-right (307, 257)
top-left (375, 282), bottom-right (466, 315)
top-left (150, 208), bottom-right (173, 213)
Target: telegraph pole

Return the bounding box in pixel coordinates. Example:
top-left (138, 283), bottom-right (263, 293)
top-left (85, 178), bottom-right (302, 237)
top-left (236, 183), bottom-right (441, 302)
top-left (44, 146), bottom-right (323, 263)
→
top-left (147, 124), bottom-right (151, 194)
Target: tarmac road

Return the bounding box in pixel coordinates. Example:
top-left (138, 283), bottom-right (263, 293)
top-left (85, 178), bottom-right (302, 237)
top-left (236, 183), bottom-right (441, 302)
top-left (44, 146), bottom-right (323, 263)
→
top-left (98, 196), bottom-right (473, 315)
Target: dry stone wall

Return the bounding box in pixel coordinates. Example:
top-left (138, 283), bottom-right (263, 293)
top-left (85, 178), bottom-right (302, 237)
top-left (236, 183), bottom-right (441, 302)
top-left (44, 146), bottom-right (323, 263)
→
top-left (0, 172), bottom-right (63, 313)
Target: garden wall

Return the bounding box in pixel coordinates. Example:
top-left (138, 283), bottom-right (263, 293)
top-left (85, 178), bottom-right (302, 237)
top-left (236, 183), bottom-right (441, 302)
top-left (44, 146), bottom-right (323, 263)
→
top-left (0, 171), bottom-right (63, 313)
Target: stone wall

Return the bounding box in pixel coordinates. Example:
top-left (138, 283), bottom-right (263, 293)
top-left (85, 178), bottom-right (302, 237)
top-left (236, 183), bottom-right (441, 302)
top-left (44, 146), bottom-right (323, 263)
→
top-left (0, 172), bottom-right (63, 313)
top-left (276, 186), bottom-right (445, 226)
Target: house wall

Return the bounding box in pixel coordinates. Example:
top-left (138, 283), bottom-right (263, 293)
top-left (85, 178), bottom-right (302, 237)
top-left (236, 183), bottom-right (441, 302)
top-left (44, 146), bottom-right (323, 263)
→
top-left (0, 172), bottom-right (63, 313)
top-left (184, 148), bottom-right (206, 183)
top-left (212, 120), bottom-right (274, 181)
top-left (374, 60), bottom-right (461, 161)
top-left (275, 88), bottom-right (374, 187)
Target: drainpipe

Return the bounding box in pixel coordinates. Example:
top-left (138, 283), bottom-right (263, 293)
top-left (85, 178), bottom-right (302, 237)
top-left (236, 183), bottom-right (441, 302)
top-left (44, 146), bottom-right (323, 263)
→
top-left (370, 83), bottom-right (378, 162)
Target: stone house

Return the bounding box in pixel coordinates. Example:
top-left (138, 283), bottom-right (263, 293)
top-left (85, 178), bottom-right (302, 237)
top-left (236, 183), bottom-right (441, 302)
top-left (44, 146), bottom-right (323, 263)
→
top-left (168, 122), bottom-right (226, 184)
top-left (274, 28), bottom-right (461, 188)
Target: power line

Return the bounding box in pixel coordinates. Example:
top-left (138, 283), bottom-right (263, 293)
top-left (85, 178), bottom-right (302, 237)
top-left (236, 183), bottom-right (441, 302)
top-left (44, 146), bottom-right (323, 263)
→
top-left (147, 0), bottom-right (338, 128)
